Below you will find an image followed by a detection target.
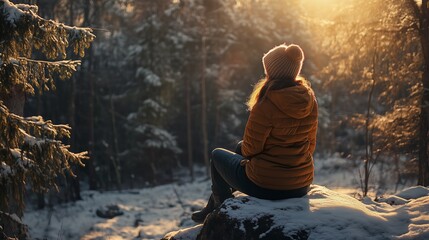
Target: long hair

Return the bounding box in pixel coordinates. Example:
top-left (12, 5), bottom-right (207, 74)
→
top-left (246, 76), bottom-right (310, 111)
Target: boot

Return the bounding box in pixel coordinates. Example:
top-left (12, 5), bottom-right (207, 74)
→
top-left (212, 193), bottom-right (228, 208)
top-left (191, 193), bottom-right (234, 223)
top-left (191, 194), bottom-right (216, 223)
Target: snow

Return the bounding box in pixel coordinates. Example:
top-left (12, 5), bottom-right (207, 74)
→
top-left (127, 112), bottom-right (137, 121)
top-left (0, 162), bottom-right (11, 177)
top-left (23, 158), bottom-right (429, 240)
top-left (313, 155), bottom-right (361, 189)
top-left (0, 148), bottom-right (36, 180)
top-left (24, 178), bottom-right (211, 240)
top-left (15, 3), bottom-right (38, 13)
top-left (168, 32), bottom-right (193, 49)
top-left (2, 0), bottom-right (25, 25)
top-left (134, 124), bottom-right (181, 153)
top-left (163, 5), bottom-right (177, 17)
top-left (0, 212), bottom-right (24, 225)
top-left (10, 213), bottom-right (23, 224)
top-left (395, 186), bottom-right (429, 200)
top-left (20, 128), bottom-right (54, 149)
top-left (10, 148), bottom-right (33, 168)
top-left (2, 0), bottom-right (94, 41)
top-left (142, 99), bottom-right (167, 115)
top-left (128, 45), bottom-right (144, 57)
top-left (377, 195), bottom-right (409, 205)
top-left (221, 187), bottom-right (400, 239)
top-left (135, 68), bottom-right (161, 87)
top-left (21, 130), bottom-right (38, 146)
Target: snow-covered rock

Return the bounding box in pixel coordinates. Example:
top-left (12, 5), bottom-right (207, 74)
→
top-left (395, 186), bottom-right (429, 200)
top-left (164, 185), bottom-right (429, 240)
top-left (377, 186), bottom-right (429, 206)
top-left (95, 204), bottom-right (124, 219)
top-left (376, 195), bottom-right (409, 205)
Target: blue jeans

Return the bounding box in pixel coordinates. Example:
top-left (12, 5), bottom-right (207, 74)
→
top-left (210, 142), bottom-right (309, 200)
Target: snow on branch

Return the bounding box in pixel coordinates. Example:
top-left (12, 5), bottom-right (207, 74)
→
top-left (0, 102), bottom-right (87, 215)
top-left (136, 68), bottom-right (162, 87)
top-left (135, 124), bottom-right (182, 154)
top-left (0, 0), bottom-right (95, 96)
top-left (0, 0), bottom-right (95, 58)
top-left (0, 58), bottom-right (81, 96)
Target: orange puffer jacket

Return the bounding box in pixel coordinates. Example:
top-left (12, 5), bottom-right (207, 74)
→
top-left (242, 84), bottom-right (318, 190)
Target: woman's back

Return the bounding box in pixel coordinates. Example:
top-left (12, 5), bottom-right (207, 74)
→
top-left (242, 83), bottom-right (318, 190)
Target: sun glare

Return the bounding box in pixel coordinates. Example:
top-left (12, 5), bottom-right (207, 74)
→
top-left (304, 0), bottom-right (341, 6)
top-left (301, 0), bottom-right (356, 19)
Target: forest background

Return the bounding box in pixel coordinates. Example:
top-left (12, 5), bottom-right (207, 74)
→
top-left (2, 0), bottom-right (429, 214)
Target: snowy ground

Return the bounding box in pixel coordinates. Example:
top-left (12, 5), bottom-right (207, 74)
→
top-left (24, 179), bottom-right (211, 240)
top-left (23, 156), bottom-right (420, 239)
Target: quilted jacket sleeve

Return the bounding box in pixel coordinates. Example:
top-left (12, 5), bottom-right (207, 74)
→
top-left (242, 103), bottom-right (272, 158)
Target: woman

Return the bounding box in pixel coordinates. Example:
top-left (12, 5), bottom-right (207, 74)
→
top-left (192, 43), bottom-right (318, 223)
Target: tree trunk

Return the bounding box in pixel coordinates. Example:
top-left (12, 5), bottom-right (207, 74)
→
top-left (418, 0), bottom-right (429, 186)
top-left (361, 40), bottom-right (379, 197)
top-left (37, 0), bottom-right (58, 19)
top-left (0, 85), bottom-right (27, 239)
top-left (394, 154), bottom-right (402, 192)
top-left (151, 150), bottom-right (158, 184)
top-left (83, 0), bottom-right (98, 190)
top-left (185, 74), bottom-right (194, 181)
top-left (363, 79), bottom-right (375, 197)
top-left (201, 35), bottom-right (210, 176)
top-left (2, 87), bottom-right (25, 116)
top-left (419, 71), bottom-right (429, 186)
top-left (109, 93), bottom-right (122, 190)
top-left (67, 0), bottom-right (82, 201)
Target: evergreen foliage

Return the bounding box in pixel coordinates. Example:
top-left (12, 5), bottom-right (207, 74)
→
top-left (0, 0), bottom-right (94, 219)
top-left (0, 0), bottom-right (94, 96)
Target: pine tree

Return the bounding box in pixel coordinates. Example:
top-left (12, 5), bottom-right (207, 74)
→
top-left (121, 1), bottom-right (182, 184)
top-left (0, 0), bottom-right (94, 238)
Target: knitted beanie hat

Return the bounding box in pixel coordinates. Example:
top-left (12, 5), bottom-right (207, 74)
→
top-left (262, 44), bottom-right (304, 80)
